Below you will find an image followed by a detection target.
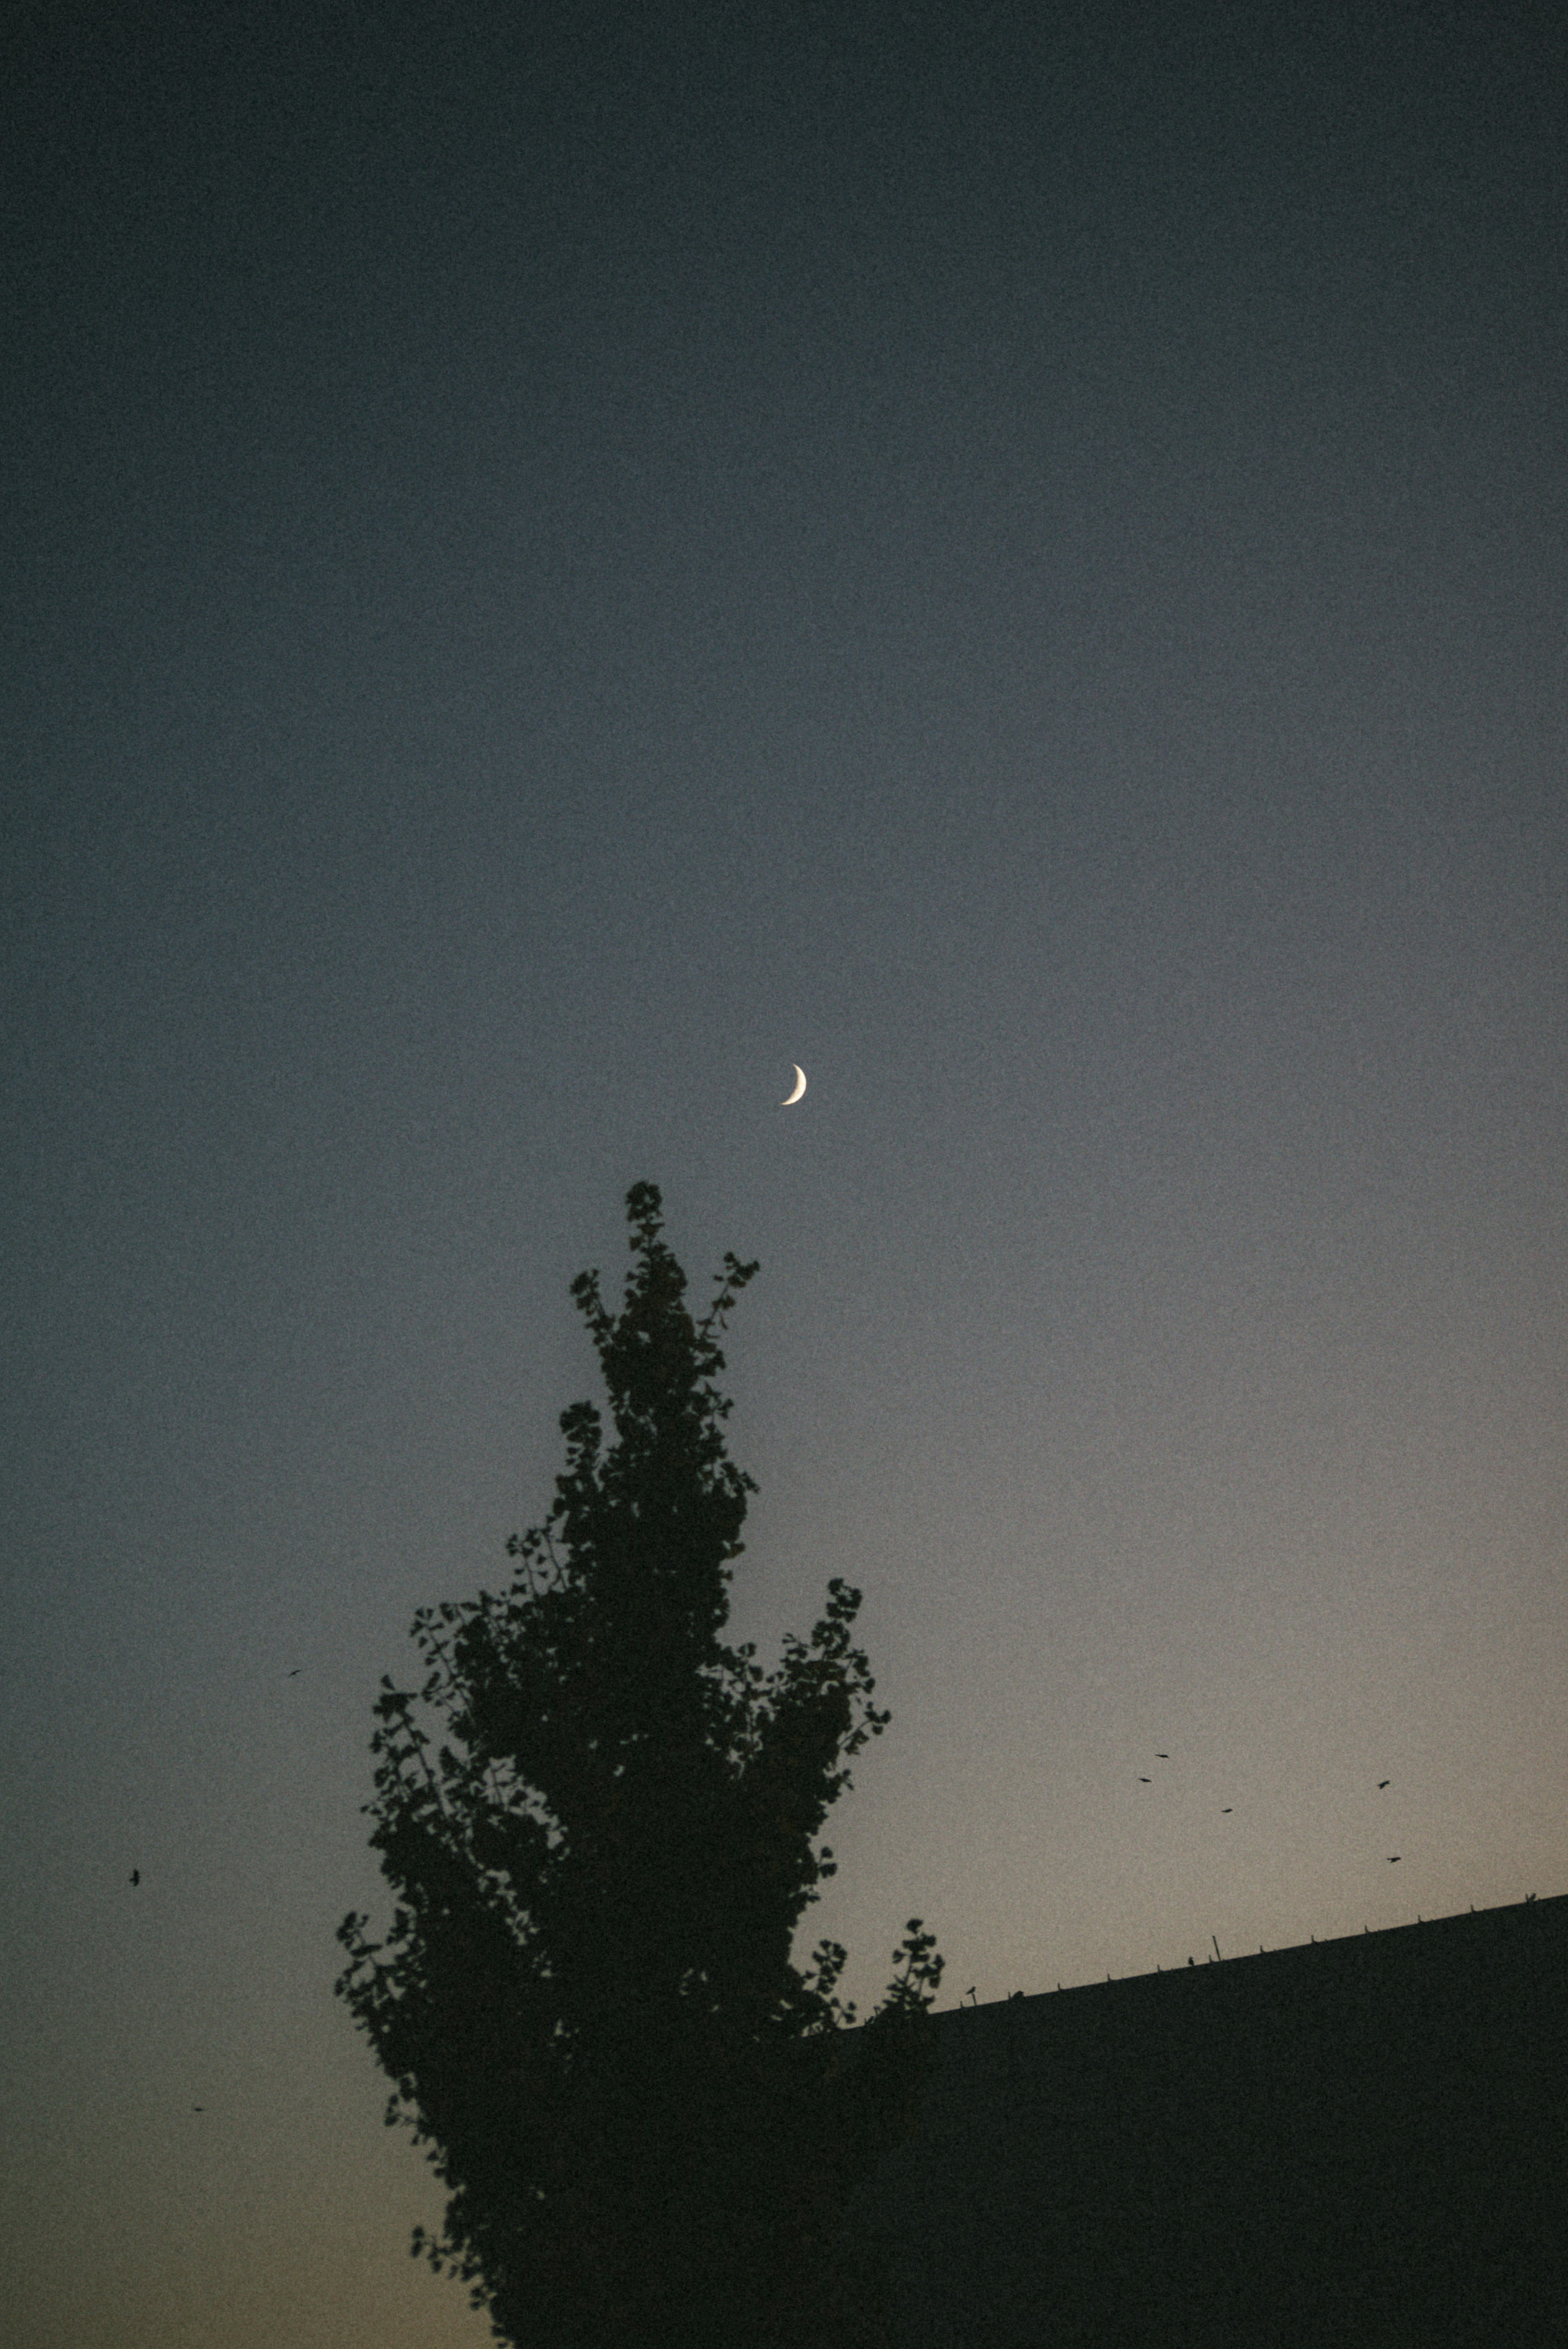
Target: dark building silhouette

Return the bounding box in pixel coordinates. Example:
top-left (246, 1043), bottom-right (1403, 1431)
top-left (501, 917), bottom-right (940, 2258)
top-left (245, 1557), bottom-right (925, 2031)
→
top-left (846, 1894), bottom-right (1567, 2348)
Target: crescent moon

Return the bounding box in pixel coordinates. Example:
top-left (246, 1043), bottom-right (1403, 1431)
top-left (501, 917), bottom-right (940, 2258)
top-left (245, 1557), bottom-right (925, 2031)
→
top-left (782, 1064), bottom-right (807, 1106)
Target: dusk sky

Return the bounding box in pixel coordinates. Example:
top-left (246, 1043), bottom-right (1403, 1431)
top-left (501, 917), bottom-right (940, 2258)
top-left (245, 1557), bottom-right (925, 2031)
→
top-left (3, 4), bottom-right (1564, 2344)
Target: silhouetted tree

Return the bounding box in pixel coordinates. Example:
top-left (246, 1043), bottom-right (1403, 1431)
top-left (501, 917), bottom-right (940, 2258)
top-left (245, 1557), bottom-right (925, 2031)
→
top-left (336, 1183), bottom-right (944, 2349)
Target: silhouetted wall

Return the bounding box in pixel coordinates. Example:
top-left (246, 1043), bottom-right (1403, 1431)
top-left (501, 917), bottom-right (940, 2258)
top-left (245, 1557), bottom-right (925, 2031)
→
top-left (847, 1895), bottom-right (1568, 2349)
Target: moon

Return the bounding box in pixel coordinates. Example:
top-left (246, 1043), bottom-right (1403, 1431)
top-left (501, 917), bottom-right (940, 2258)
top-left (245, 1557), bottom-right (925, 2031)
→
top-left (781, 1064), bottom-right (807, 1106)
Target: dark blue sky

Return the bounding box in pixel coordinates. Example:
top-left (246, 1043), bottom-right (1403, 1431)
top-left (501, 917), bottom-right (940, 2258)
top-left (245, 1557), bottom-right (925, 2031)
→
top-left (4, 5), bottom-right (1564, 2344)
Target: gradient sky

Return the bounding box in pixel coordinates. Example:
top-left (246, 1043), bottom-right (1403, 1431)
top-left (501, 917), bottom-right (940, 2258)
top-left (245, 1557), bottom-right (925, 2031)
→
top-left (4, 4), bottom-right (1564, 2344)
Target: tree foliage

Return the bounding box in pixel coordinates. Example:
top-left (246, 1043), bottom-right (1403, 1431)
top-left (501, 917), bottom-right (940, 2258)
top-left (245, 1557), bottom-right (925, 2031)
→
top-left (335, 1183), bottom-right (944, 2348)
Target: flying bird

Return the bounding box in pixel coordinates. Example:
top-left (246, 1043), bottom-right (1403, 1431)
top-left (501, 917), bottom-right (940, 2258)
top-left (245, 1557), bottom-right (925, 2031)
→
top-left (192, 2105), bottom-right (205, 2112)
top-left (1138, 1776), bottom-right (1152, 1783)
top-left (129, 1870), bottom-right (140, 1886)
top-left (1388, 1856), bottom-right (1401, 1863)
top-left (1155, 1752), bottom-right (1168, 1759)
top-left (1378, 1779), bottom-right (1390, 1789)
top-left (286, 1668), bottom-right (301, 1677)
top-left (1221, 1807), bottom-right (1232, 1814)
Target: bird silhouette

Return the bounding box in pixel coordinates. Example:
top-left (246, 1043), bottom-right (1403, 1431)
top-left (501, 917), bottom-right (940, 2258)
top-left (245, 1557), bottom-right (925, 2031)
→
top-left (129, 1870), bottom-right (140, 1886)
top-left (192, 2105), bottom-right (205, 2112)
top-left (1388, 1855), bottom-right (1401, 1863)
top-left (286, 1668), bottom-right (301, 1677)
top-left (1378, 1779), bottom-right (1390, 1789)
top-left (1138, 1776), bottom-right (1152, 1783)
top-left (1221, 1807), bottom-right (1232, 1814)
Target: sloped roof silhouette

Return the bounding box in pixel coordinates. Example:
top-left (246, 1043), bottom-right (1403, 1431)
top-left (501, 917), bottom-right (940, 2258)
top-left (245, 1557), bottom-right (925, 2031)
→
top-left (845, 1894), bottom-right (1567, 2349)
